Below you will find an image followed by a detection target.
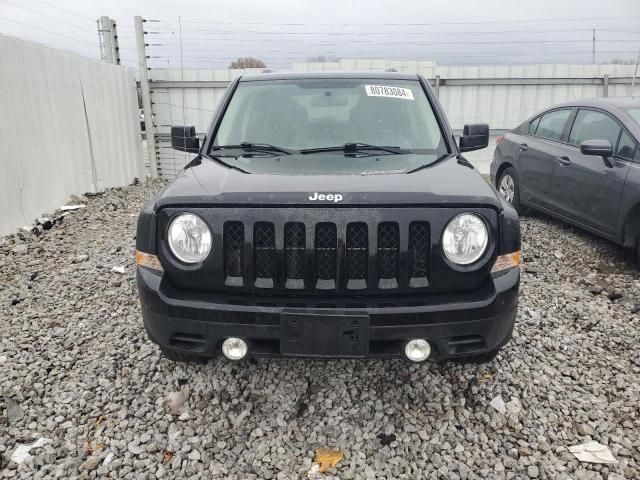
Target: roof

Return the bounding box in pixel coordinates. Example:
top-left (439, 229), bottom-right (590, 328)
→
top-left (239, 71), bottom-right (420, 82)
top-left (549, 97), bottom-right (640, 110)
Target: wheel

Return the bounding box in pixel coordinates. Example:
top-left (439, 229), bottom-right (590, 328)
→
top-left (498, 167), bottom-right (526, 215)
top-left (161, 348), bottom-right (208, 364)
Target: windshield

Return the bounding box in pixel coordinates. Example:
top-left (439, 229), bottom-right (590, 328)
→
top-left (210, 78), bottom-right (449, 175)
top-left (626, 107), bottom-right (640, 127)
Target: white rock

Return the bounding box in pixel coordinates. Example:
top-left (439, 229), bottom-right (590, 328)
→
top-left (10, 438), bottom-right (51, 464)
top-left (489, 395), bottom-right (507, 414)
top-left (568, 441), bottom-right (617, 464)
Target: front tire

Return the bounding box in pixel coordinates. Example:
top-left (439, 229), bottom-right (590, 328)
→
top-left (498, 167), bottom-right (526, 215)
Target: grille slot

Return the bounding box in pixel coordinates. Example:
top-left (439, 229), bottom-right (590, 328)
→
top-left (254, 222), bottom-right (275, 288)
top-left (315, 223), bottom-right (337, 289)
top-left (285, 222), bottom-right (305, 289)
top-left (346, 222), bottom-right (368, 289)
top-left (224, 221), bottom-right (244, 286)
top-left (409, 221), bottom-right (430, 287)
top-left (377, 222), bottom-right (399, 289)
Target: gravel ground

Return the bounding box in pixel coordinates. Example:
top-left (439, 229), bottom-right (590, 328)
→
top-left (1, 180), bottom-right (639, 479)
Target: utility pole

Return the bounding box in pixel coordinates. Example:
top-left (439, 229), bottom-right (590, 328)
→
top-left (592, 29), bottom-right (596, 64)
top-left (135, 16), bottom-right (159, 178)
top-left (101, 16), bottom-right (115, 64)
top-left (111, 19), bottom-right (121, 65)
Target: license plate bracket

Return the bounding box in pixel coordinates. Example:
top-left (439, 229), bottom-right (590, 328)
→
top-left (280, 311), bottom-right (370, 357)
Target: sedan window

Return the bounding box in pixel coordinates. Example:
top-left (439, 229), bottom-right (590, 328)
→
top-left (528, 117), bottom-right (541, 135)
top-left (569, 109), bottom-right (621, 148)
top-left (535, 109), bottom-right (572, 142)
top-left (617, 130), bottom-right (637, 160)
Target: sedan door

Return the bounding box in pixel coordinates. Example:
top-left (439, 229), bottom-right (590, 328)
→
top-left (551, 108), bottom-right (631, 236)
top-left (518, 108), bottom-right (574, 210)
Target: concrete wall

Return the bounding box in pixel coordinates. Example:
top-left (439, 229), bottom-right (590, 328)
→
top-left (0, 35), bottom-right (143, 235)
top-left (148, 61), bottom-right (638, 177)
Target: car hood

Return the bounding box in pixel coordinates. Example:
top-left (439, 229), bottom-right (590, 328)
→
top-left (154, 155), bottom-right (503, 210)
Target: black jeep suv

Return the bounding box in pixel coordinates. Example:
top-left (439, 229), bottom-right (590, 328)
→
top-left (136, 72), bottom-right (520, 364)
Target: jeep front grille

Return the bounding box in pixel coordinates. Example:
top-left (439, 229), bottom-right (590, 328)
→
top-left (220, 218), bottom-right (430, 292)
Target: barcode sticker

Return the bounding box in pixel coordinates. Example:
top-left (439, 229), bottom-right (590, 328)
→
top-left (365, 85), bottom-right (414, 100)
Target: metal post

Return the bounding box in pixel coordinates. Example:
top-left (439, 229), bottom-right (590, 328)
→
top-left (135, 15), bottom-right (159, 178)
top-left (101, 16), bottom-right (114, 64)
top-left (434, 75), bottom-right (440, 98)
top-left (603, 74), bottom-right (609, 97)
top-left (110, 19), bottom-right (121, 65)
top-left (631, 48), bottom-right (640, 99)
top-left (97, 19), bottom-right (104, 61)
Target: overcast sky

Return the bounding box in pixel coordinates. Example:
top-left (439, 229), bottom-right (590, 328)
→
top-left (1, 0), bottom-right (639, 69)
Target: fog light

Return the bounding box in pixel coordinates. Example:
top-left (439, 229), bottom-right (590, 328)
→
top-left (404, 339), bottom-right (431, 362)
top-left (221, 337), bottom-right (248, 361)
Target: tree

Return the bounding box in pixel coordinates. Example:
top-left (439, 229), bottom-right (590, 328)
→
top-left (229, 57), bottom-right (266, 69)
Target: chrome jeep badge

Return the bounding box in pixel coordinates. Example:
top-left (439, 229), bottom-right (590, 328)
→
top-left (308, 192), bottom-right (343, 203)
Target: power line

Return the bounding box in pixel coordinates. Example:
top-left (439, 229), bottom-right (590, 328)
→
top-left (28, 0), bottom-right (95, 21)
top-left (145, 15), bottom-right (640, 27)
top-left (0, 17), bottom-right (96, 46)
top-left (0, 0), bottom-right (96, 34)
top-left (0, 31), bottom-right (97, 58)
top-left (145, 26), bottom-right (640, 36)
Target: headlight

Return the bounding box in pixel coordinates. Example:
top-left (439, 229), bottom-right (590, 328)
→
top-left (442, 213), bottom-right (488, 265)
top-left (168, 213), bottom-right (212, 263)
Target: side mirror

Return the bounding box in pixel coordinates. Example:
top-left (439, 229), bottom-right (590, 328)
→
top-left (171, 126), bottom-right (200, 153)
top-left (580, 139), bottom-right (613, 158)
top-left (459, 123), bottom-right (489, 152)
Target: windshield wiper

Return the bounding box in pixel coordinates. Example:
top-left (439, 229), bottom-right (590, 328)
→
top-left (300, 143), bottom-right (411, 155)
top-left (201, 153), bottom-right (251, 174)
top-left (211, 142), bottom-right (294, 155)
top-left (405, 153), bottom-right (452, 174)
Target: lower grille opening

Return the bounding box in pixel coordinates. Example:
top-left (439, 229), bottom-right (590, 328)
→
top-left (447, 335), bottom-right (486, 354)
top-left (169, 333), bottom-right (207, 352)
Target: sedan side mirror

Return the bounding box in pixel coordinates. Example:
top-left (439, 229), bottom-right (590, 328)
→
top-left (580, 139), bottom-right (614, 167)
top-left (171, 125), bottom-right (200, 153)
top-left (459, 123), bottom-right (489, 152)
top-left (580, 139), bottom-right (612, 157)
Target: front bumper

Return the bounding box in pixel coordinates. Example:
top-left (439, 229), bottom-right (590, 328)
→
top-left (137, 267), bottom-right (519, 361)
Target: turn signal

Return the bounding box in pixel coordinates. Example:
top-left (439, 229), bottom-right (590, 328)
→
top-left (135, 250), bottom-right (164, 271)
top-left (491, 251), bottom-right (520, 274)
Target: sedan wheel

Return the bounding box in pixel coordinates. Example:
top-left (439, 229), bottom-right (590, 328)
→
top-left (499, 174), bottom-right (515, 203)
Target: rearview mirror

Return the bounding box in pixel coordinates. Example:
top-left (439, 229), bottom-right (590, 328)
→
top-left (171, 126), bottom-right (200, 153)
top-left (580, 139), bottom-right (612, 158)
top-left (459, 124), bottom-right (489, 152)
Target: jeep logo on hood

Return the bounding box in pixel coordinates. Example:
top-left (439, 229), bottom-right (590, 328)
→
top-left (309, 192), bottom-right (343, 203)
